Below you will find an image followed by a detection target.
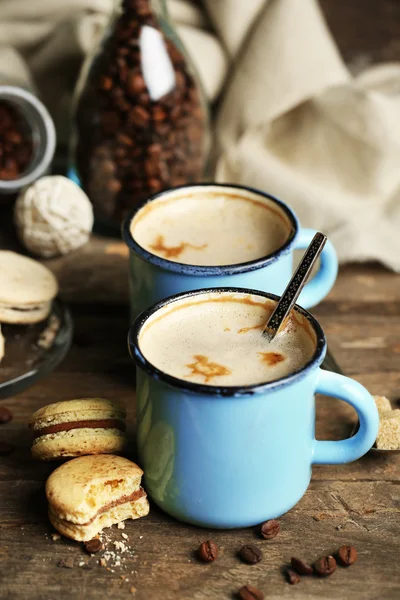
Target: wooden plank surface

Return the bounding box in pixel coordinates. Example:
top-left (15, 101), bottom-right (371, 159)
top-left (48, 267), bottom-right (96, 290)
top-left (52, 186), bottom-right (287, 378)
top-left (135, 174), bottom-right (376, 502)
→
top-left (0, 237), bottom-right (399, 599)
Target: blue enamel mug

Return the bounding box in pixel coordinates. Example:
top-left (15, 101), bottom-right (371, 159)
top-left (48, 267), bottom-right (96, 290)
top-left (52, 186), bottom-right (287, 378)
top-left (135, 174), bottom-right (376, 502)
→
top-left (122, 184), bottom-right (338, 319)
top-left (128, 287), bottom-right (379, 529)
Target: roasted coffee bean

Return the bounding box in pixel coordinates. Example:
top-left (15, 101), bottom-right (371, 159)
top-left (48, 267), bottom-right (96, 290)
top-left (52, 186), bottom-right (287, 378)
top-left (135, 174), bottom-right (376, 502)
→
top-left (115, 147), bottom-right (127, 159)
top-left (111, 86), bottom-right (125, 100)
top-left (337, 545), bottom-right (357, 567)
top-left (94, 146), bottom-right (109, 159)
top-left (117, 133), bottom-right (133, 146)
top-left (0, 101), bottom-right (33, 181)
top-left (101, 160), bottom-right (116, 175)
top-left (148, 178), bottom-right (162, 193)
top-left (197, 540), bottom-right (218, 562)
top-left (138, 91), bottom-right (150, 105)
top-left (171, 176), bottom-right (187, 187)
top-left (114, 95), bottom-right (131, 112)
top-left (128, 106), bottom-right (150, 127)
top-left (155, 122), bottom-right (170, 137)
top-left (0, 106), bottom-right (13, 129)
top-left (286, 568), bottom-right (300, 585)
top-left (0, 441), bottom-right (14, 455)
top-left (0, 407), bottom-right (13, 424)
top-left (174, 70), bottom-right (186, 89)
top-left (238, 545), bottom-right (262, 565)
top-left (127, 73), bottom-right (146, 95)
top-left (118, 158), bottom-right (133, 169)
top-left (170, 105), bottom-right (182, 121)
top-left (152, 106), bottom-right (166, 121)
top-left (290, 557), bottom-right (314, 575)
top-left (136, 3), bottom-right (152, 16)
top-left (107, 179), bottom-right (122, 193)
top-left (84, 538), bottom-right (104, 554)
top-left (101, 111), bottom-right (120, 133)
top-left (314, 555), bottom-right (337, 577)
top-left (116, 57), bottom-right (128, 77)
top-left (144, 159), bottom-right (160, 178)
top-left (260, 519), bottom-right (280, 540)
top-left (238, 584), bottom-right (264, 600)
top-left (6, 131), bottom-right (22, 144)
top-left (100, 76), bottom-right (113, 90)
top-left (147, 143), bottom-right (162, 157)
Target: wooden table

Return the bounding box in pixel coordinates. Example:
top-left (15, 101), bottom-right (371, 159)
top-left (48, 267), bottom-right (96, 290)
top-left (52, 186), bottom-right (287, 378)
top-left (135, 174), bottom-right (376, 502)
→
top-left (1, 236), bottom-right (399, 599)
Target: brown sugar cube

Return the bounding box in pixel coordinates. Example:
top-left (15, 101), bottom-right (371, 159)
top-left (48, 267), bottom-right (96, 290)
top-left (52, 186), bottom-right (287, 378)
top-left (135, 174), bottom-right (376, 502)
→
top-left (376, 410), bottom-right (400, 450)
top-left (373, 395), bottom-right (392, 414)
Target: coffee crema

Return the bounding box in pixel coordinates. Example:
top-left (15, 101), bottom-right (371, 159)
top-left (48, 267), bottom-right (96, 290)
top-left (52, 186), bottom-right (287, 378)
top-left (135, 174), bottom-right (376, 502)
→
top-left (139, 292), bottom-right (317, 387)
top-left (130, 186), bottom-right (293, 266)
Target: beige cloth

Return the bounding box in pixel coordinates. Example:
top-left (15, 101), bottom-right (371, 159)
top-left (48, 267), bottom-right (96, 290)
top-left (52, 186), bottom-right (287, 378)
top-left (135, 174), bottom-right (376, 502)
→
top-left (1, 0), bottom-right (400, 270)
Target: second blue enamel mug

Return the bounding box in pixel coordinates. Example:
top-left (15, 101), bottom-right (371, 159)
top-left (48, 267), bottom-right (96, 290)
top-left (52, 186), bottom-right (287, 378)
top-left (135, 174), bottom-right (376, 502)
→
top-left (122, 184), bottom-right (338, 319)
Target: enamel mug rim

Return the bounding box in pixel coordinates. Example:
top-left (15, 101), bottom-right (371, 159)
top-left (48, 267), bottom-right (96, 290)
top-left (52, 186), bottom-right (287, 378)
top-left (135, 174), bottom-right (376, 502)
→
top-left (128, 287), bottom-right (326, 397)
top-left (122, 183), bottom-right (299, 276)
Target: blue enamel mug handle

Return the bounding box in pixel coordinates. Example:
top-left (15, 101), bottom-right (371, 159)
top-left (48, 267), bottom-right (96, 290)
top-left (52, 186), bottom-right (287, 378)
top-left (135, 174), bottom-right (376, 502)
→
top-left (296, 228), bottom-right (338, 309)
top-left (313, 370), bottom-right (379, 464)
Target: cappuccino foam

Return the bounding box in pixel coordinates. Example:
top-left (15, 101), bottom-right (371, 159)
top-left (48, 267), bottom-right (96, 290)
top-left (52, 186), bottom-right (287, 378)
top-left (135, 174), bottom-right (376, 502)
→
top-left (139, 292), bottom-right (317, 387)
top-left (131, 186), bottom-right (293, 266)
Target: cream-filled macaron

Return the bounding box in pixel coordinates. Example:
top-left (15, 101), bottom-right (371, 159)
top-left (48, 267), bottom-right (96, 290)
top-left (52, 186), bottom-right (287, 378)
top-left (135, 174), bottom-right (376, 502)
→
top-left (29, 398), bottom-right (127, 460)
top-left (0, 251), bottom-right (58, 324)
top-left (46, 454), bottom-right (149, 541)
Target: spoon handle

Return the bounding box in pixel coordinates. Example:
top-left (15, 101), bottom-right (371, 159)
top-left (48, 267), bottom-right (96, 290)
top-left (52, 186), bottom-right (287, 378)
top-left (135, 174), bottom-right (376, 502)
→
top-left (262, 232), bottom-right (327, 341)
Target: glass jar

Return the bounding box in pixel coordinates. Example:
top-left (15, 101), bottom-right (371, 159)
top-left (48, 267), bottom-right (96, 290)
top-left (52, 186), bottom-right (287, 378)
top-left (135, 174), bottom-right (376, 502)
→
top-left (70, 0), bottom-right (210, 233)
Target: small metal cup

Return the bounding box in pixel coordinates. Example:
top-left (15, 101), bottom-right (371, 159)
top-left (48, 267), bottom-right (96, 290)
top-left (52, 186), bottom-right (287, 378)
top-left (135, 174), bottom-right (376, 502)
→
top-left (0, 85), bottom-right (56, 195)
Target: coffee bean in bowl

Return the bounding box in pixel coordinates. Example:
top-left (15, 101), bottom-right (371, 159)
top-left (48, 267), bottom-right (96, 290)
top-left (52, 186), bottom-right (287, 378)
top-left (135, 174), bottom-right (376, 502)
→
top-left (0, 101), bottom-right (33, 181)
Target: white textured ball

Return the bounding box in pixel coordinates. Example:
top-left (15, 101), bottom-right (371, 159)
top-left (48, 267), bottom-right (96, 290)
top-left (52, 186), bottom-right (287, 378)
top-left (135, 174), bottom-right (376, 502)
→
top-left (14, 176), bottom-right (94, 258)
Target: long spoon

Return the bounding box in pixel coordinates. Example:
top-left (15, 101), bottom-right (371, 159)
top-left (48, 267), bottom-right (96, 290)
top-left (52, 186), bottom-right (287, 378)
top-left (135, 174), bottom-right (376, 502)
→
top-left (262, 232), bottom-right (327, 341)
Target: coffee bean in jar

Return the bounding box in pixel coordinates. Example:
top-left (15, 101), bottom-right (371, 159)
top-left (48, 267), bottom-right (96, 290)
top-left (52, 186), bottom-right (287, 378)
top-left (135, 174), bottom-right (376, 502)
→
top-left (0, 85), bottom-right (56, 201)
top-left (0, 101), bottom-right (33, 181)
top-left (70, 0), bottom-right (209, 232)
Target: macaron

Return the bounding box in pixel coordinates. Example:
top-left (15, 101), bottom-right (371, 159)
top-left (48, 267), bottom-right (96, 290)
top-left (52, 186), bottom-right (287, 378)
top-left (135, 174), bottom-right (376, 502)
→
top-left (29, 398), bottom-right (127, 460)
top-left (46, 454), bottom-right (149, 541)
top-left (0, 250), bottom-right (58, 324)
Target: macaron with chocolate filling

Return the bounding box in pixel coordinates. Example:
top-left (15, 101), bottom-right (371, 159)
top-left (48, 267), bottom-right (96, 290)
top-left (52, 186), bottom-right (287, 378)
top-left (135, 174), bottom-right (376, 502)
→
top-left (46, 454), bottom-right (149, 541)
top-left (29, 398), bottom-right (127, 460)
